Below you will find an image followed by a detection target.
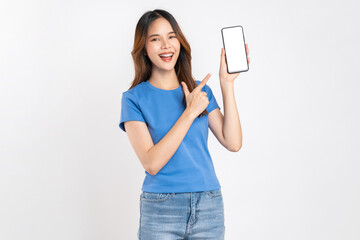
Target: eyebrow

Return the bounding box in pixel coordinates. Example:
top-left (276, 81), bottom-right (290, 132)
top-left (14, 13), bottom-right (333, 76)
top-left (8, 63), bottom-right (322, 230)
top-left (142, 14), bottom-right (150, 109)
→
top-left (148, 31), bottom-right (175, 38)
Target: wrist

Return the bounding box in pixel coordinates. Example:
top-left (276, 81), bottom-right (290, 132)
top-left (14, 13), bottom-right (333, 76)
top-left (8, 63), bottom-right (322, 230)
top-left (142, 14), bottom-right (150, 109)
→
top-left (220, 80), bottom-right (234, 90)
top-left (184, 107), bottom-right (197, 121)
top-left (220, 78), bottom-right (234, 85)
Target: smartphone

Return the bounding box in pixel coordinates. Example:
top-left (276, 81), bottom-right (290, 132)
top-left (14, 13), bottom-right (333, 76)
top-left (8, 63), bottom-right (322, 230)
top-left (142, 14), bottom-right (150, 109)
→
top-left (221, 25), bottom-right (249, 74)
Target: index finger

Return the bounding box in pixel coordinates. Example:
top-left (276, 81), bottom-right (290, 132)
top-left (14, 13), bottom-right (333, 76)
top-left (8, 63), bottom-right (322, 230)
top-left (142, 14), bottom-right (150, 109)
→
top-left (196, 73), bottom-right (211, 91)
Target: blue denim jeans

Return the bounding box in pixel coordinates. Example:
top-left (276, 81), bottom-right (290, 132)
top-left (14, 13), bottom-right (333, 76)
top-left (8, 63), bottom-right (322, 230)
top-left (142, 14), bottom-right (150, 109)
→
top-left (138, 188), bottom-right (225, 239)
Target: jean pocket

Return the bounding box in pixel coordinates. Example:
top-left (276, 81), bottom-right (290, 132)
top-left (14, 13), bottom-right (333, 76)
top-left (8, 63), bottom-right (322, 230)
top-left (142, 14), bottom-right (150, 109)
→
top-left (205, 189), bottom-right (222, 198)
top-left (141, 192), bottom-right (174, 203)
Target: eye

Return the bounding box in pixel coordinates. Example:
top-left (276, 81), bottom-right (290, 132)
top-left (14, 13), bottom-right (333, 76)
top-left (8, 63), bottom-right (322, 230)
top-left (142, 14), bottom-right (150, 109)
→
top-left (151, 38), bottom-right (159, 41)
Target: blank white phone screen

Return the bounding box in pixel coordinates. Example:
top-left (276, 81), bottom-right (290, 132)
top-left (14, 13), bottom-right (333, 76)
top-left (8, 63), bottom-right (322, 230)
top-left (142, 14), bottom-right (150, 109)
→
top-left (222, 26), bottom-right (248, 73)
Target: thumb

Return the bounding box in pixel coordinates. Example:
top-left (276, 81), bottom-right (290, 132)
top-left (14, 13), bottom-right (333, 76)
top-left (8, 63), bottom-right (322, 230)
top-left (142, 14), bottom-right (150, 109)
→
top-left (181, 81), bottom-right (190, 97)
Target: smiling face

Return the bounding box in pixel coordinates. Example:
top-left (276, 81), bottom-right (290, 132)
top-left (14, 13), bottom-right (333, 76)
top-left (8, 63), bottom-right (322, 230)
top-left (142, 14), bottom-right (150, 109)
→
top-left (145, 17), bottom-right (181, 72)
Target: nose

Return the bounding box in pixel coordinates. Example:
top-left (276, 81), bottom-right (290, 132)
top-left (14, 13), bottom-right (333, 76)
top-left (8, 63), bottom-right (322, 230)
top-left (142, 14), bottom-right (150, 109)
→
top-left (161, 38), bottom-right (170, 49)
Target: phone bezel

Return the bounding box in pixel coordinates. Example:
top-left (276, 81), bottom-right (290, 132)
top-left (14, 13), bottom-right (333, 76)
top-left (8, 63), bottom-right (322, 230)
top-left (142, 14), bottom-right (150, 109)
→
top-left (221, 25), bottom-right (249, 74)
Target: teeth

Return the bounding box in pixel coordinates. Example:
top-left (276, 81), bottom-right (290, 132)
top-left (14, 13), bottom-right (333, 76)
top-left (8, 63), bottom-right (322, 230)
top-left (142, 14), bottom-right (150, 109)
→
top-left (159, 53), bottom-right (173, 57)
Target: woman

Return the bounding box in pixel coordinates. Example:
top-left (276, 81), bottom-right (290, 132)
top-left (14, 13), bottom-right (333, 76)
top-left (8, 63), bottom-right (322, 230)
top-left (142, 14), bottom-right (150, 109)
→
top-left (119, 9), bottom-right (250, 240)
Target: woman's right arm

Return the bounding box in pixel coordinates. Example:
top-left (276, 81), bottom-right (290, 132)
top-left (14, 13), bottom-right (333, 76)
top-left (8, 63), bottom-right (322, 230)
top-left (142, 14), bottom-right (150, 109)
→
top-left (124, 108), bottom-right (196, 176)
top-left (124, 74), bottom-right (212, 176)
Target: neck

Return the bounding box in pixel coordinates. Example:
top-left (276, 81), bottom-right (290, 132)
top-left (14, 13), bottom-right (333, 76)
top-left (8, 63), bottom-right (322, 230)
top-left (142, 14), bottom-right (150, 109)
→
top-left (148, 68), bottom-right (179, 90)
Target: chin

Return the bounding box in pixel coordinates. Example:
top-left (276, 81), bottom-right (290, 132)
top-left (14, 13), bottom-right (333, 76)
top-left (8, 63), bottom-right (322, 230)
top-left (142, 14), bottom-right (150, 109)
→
top-left (155, 64), bottom-right (176, 71)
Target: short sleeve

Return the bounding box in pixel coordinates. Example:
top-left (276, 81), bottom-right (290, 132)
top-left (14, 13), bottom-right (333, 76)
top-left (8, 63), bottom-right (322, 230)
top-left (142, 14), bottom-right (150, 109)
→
top-left (119, 92), bottom-right (146, 132)
top-left (204, 84), bottom-right (220, 114)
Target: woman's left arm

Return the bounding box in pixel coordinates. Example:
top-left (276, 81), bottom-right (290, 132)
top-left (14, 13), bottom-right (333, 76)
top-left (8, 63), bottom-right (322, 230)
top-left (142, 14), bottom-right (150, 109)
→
top-left (208, 44), bottom-right (250, 152)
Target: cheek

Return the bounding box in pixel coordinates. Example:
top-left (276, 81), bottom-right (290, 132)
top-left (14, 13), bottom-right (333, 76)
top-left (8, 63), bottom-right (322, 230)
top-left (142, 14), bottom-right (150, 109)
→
top-left (175, 46), bottom-right (180, 55)
top-left (174, 41), bottom-right (181, 52)
top-left (146, 43), bottom-right (159, 55)
top-left (174, 40), bottom-right (180, 48)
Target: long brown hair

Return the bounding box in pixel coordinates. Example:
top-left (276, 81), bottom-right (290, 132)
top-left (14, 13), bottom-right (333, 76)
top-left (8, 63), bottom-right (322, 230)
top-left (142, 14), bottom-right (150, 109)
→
top-left (129, 9), bottom-right (208, 118)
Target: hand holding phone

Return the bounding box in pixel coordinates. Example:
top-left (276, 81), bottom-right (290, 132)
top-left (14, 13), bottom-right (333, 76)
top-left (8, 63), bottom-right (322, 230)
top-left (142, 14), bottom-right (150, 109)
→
top-left (221, 25), bottom-right (249, 74)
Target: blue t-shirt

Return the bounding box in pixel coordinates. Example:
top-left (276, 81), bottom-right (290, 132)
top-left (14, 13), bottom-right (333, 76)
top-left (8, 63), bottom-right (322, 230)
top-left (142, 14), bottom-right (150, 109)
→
top-left (119, 79), bottom-right (221, 193)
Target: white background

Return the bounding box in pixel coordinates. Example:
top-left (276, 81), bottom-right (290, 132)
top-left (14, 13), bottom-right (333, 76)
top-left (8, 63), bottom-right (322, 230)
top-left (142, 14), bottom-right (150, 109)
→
top-left (1, 0), bottom-right (359, 239)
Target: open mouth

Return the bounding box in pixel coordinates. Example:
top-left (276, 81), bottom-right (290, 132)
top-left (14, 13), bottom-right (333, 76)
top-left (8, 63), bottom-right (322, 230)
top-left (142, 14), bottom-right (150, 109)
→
top-left (159, 53), bottom-right (174, 62)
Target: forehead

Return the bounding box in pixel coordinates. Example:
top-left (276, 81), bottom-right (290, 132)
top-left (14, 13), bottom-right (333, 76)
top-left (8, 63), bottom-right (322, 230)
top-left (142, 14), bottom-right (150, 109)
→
top-left (147, 18), bottom-right (174, 36)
